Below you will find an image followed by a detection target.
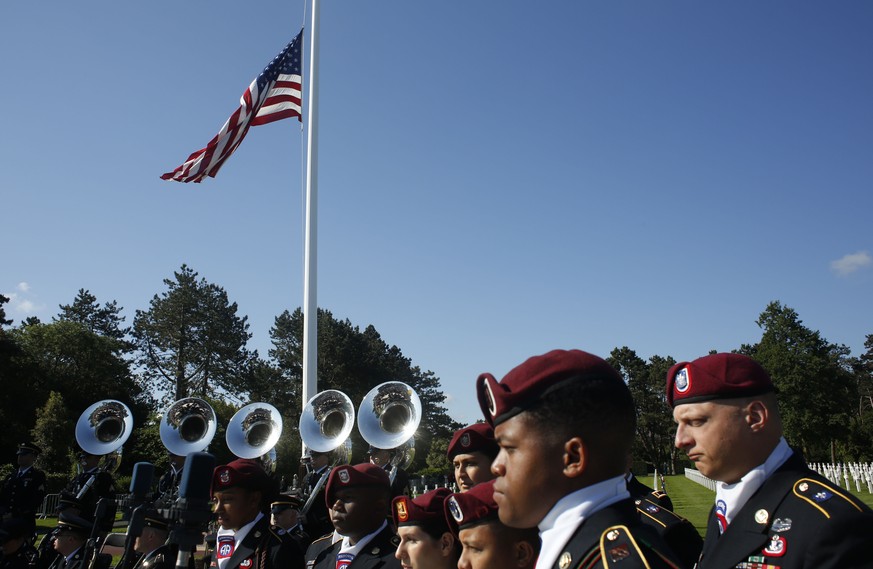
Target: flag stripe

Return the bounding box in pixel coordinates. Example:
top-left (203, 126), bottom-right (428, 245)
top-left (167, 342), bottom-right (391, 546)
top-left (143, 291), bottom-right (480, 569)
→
top-left (162, 30), bottom-right (304, 183)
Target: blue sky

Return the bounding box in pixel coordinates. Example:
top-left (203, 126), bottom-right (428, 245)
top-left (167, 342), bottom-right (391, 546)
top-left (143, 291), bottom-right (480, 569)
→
top-left (3, 1), bottom-right (871, 425)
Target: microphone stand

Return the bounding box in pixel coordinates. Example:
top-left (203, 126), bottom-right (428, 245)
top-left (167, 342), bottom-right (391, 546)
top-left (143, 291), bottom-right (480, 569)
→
top-left (116, 505), bottom-right (146, 569)
top-left (169, 453), bottom-right (215, 569)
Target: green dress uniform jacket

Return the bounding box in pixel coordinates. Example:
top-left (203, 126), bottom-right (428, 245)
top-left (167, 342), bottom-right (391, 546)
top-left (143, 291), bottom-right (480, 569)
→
top-left (304, 525), bottom-right (400, 569)
top-left (697, 452), bottom-right (873, 569)
top-left (548, 499), bottom-right (684, 569)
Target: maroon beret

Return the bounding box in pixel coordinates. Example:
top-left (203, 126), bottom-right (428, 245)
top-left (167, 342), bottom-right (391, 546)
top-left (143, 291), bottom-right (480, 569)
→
top-left (211, 459), bottom-right (270, 495)
top-left (393, 488), bottom-right (452, 531)
top-left (476, 349), bottom-right (623, 427)
top-left (667, 353), bottom-right (776, 407)
top-left (444, 479), bottom-right (499, 533)
top-left (447, 423), bottom-right (499, 460)
top-left (325, 463), bottom-right (390, 506)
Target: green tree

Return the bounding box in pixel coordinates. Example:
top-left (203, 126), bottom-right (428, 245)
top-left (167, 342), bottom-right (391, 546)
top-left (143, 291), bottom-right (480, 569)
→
top-left (740, 301), bottom-right (856, 461)
top-left (132, 264), bottom-right (255, 402)
top-left (57, 289), bottom-right (130, 345)
top-left (846, 334), bottom-right (873, 460)
top-left (607, 348), bottom-right (678, 474)
top-left (31, 391), bottom-right (75, 473)
top-left (269, 308), bottom-right (461, 473)
top-left (1, 320), bottom-right (147, 466)
top-left (0, 294), bottom-right (12, 326)
top-left (420, 436), bottom-right (452, 482)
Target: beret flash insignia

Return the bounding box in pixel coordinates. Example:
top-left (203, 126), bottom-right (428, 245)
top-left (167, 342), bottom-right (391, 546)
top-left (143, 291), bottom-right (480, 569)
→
top-left (674, 368), bottom-right (690, 393)
top-left (447, 496), bottom-right (464, 522)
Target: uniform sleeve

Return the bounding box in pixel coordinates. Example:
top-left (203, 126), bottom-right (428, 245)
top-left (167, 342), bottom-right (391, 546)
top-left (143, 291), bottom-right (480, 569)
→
top-left (800, 508), bottom-right (873, 568)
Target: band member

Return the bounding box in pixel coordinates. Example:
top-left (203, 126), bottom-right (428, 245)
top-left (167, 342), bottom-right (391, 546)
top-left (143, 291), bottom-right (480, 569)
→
top-left (446, 424), bottom-right (498, 492)
top-left (444, 480), bottom-right (538, 569)
top-left (132, 510), bottom-right (174, 569)
top-left (0, 443), bottom-right (47, 534)
top-left (300, 450), bottom-right (332, 540)
top-left (669, 352), bottom-right (873, 568)
top-left (155, 454), bottom-right (186, 505)
top-left (211, 459), bottom-right (304, 569)
top-left (368, 446), bottom-right (410, 498)
top-left (476, 349), bottom-right (684, 568)
top-left (270, 494), bottom-right (310, 551)
top-left (0, 517), bottom-right (39, 569)
top-left (304, 463), bottom-right (401, 569)
top-left (49, 513), bottom-right (92, 569)
top-left (392, 488), bottom-right (460, 569)
top-left (64, 452), bottom-right (115, 521)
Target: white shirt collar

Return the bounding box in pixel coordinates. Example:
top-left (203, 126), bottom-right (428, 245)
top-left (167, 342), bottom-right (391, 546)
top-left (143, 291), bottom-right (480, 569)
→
top-left (716, 437), bottom-right (793, 528)
top-left (536, 475), bottom-right (629, 569)
top-left (339, 519), bottom-right (388, 551)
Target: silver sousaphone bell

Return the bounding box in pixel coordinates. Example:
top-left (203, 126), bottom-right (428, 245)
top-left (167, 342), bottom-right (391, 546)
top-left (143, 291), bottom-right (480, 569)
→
top-left (75, 399), bottom-right (134, 475)
top-left (227, 402), bottom-right (283, 471)
top-left (299, 389), bottom-right (356, 454)
top-left (159, 397), bottom-right (217, 456)
top-left (358, 381), bottom-right (421, 478)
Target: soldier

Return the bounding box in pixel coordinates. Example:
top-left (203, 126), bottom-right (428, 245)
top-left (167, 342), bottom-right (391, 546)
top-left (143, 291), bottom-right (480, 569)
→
top-left (392, 488), bottom-right (459, 569)
top-left (155, 454), bottom-right (186, 506)
top-left (64, 452), bottom-right (114, 522)
top-left (131, 510), bottom-right (174, 569)
top-left (0, 443), bottom-right (47, 535)
top-left (48, 513), bottom-right (92, 569)
top-left (669, 352), bottom-right (873, 568)
top-left (446, 424), bottom-right (498, 493)
top-left (300, 451), bottom-right (332, 540)
top-left (304, 463), bottom-right (401, 569)
top-left (368, 446), bottom-right (410, 498)
top-left (269, 494), bottom-right (310, 552)
top-left (476, 349), bottom-right (684, 569)
top-left (444, 480), bottom-right (538, 569)
top-left (0, 517), bottom-right (39, 569)
top-left (210, 459), bottom-right (304, 569)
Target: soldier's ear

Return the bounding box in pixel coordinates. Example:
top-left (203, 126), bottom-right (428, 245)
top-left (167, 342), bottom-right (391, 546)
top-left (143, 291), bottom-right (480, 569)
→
top-left (513, 539), bottom-right (536, 567)
top-left (746, 400), bottom-right (768, 433)
top-left (563, 437), bottom-right (586, 478)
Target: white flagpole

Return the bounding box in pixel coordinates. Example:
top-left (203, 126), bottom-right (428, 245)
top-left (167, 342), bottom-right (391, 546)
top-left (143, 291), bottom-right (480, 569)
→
top-left (301, 0), bottom-right (320, 425)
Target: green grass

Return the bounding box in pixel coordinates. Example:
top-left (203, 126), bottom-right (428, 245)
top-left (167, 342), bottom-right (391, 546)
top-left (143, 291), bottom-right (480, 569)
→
top-left (661, 474), bottom-right (873, 538)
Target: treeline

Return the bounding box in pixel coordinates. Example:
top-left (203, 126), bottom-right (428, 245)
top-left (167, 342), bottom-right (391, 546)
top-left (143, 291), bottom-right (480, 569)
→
top-left (1, 264), bottom-right (871, 487)
top-left (0, 264), bottom-right (462, 490)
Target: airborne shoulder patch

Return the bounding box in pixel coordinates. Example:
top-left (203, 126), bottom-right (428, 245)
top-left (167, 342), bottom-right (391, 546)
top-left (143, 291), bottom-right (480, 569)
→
top-left (792, 477), bottom-right (865, 518)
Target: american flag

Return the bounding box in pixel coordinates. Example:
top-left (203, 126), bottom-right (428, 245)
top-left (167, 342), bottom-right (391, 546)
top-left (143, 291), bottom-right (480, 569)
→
top-left (162, 30), bottom-right (303, 183)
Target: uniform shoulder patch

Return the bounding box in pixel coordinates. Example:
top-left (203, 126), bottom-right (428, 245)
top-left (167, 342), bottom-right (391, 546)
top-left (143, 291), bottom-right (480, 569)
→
top-left (793, 477), bottom-right (865, 518)
top-left (636, 498), bottom-right (684, 527)
top-left (598, 525), bottom-right (647, 567)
